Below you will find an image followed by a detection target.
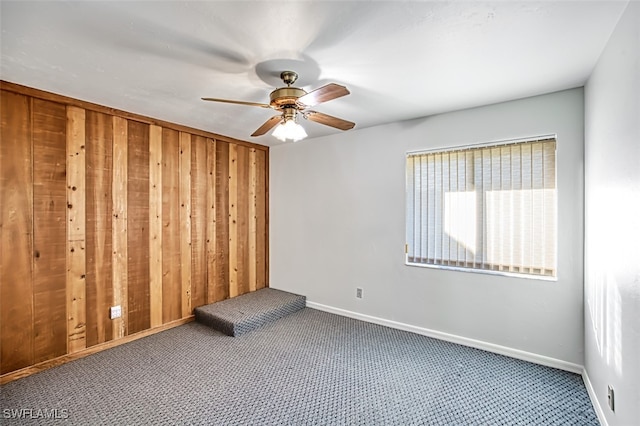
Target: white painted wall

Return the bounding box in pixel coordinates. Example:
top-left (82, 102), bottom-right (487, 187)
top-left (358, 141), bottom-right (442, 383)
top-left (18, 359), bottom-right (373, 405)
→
top-left (271, 88), bottom-right (585, 365)
top-left (584, 2), bottom-right (640, 425)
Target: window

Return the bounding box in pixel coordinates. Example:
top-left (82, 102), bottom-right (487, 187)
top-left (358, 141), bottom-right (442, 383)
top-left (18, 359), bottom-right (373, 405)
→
top-left (406, 137), bottom-right (557, 279)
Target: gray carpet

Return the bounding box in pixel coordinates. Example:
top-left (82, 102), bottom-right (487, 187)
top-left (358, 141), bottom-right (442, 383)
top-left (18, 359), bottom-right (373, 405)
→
top-left (1, 308), bottom-right (599, 425)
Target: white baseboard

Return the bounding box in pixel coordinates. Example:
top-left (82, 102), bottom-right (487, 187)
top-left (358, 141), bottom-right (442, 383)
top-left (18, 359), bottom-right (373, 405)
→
top-left (306, 301), bottom-right (584, 375)
top-left (582, 369), bottom-right (609, 426)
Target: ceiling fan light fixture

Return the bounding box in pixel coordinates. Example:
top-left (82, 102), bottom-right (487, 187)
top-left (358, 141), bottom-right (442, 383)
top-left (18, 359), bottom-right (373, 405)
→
top-left (272, 117), bottom-right (307, 142)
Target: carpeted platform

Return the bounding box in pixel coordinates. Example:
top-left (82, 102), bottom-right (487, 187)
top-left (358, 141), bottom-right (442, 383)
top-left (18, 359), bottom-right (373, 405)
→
top-left (194, 288), bottom-right (306, 336)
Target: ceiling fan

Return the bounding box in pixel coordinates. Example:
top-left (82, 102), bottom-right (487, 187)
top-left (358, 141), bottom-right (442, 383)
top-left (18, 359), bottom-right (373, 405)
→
top-left (202, 71), bottom-right (355, 142)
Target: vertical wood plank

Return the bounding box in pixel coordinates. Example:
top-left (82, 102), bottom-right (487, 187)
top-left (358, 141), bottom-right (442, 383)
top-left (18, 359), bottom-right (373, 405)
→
top-left (228, 143), bottom-right (239, 298)
top-left (206, 138), bottom-right (217, 303)
top-left (162, 128), bottom-right (181, 323)
top-left (111, 117), bottom-right (128, 339)
top-left (255, 149), bottom-right (268, 289)
top-left (32, 99), bottom-right (68, 362)
top-left (0, 91), bottom-right (34, 374)
top-left (214, 141), bottom-right (230, 302)
top-left (66, 106), bottom-right (86, 353)
top-left (85, 110), bottom-right (113, 348)
top-left (127, 120), bottom-right (150, 335)
top-left (235, 145), bottom-right (250, 296)
top-left (148, 125), bottom-right (163, 327)
top-left (179, 132), bottom-right (192, 317)
top-left (228, 144), bottom-right (240, 298)
top-left (264, 148), bottom-right (269, 289)
top-left (248, 148), bottom-right (257, 292)
top-left (190, 135), bottom-right (207, 309)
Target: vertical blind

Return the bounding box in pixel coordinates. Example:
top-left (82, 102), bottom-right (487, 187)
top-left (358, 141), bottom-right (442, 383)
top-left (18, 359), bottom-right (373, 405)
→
top-left (406, 138), bottom-right (557, 278)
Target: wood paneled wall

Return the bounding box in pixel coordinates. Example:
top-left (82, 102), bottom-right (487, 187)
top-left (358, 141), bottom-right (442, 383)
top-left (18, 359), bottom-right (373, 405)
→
top-left (0, 82), bottom-right (268, 376)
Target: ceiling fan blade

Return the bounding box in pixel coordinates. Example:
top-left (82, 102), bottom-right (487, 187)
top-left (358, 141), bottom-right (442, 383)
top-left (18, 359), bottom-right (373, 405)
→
top-left (297, 83), bottom-right (350, 108)
top-left (251, 115), bottom-right (282, 137)
top-left (305, 111), bottom-right (355, 131)
top-left (202, 97), bottom-right (272, 109)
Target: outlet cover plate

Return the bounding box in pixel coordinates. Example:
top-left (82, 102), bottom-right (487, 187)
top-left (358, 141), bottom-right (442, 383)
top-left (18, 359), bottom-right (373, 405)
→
top-left (110, 305), bottom-right (122, 320)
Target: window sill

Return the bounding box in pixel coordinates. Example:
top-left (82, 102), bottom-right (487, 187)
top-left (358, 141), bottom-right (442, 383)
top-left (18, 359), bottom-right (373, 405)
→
top-left (405, 261), bottom-right (558, 282)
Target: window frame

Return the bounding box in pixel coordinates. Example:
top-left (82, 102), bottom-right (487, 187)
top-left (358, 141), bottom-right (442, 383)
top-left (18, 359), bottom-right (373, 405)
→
top-left (405, 135), bottom-right (558, 281)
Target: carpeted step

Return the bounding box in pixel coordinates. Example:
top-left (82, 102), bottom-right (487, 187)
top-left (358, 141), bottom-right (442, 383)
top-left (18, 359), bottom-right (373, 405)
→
top-left (194, 288), bottom-right (306, 336)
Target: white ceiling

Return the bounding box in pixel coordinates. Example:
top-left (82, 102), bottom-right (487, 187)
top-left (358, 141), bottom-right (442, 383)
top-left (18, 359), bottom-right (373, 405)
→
top-left (0, 1), bottom-right (628, 146)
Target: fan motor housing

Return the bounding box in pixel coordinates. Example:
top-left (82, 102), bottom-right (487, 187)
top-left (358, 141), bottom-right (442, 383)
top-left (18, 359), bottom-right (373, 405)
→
top-left (270, 87), bottom-right (306, 108)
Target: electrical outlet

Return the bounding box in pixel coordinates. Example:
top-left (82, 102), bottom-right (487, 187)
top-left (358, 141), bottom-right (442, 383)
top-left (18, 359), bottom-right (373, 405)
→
top-left (356, 288), bottom-right (363, 299)
top-left (110, 305), bottom-right (122, 320)
top-left (607, 385), bottom-right (615, 412)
